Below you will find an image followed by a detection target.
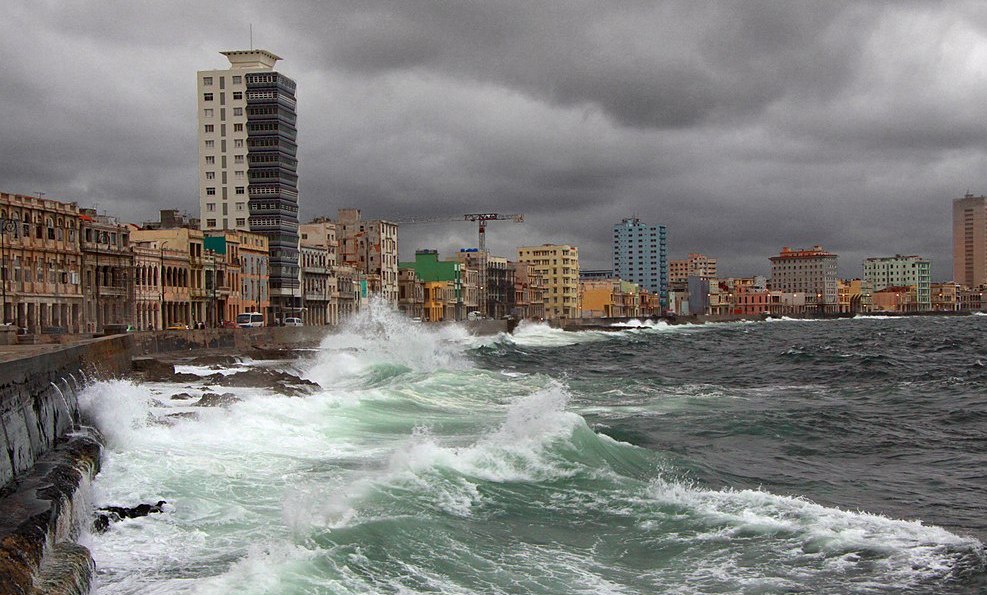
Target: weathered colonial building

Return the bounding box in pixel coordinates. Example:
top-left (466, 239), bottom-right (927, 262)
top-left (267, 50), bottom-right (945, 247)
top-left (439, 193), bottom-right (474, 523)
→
top-left (80, 209), bottom-right (133, 332)
top-left (0, 192), bottom-right (85, 334)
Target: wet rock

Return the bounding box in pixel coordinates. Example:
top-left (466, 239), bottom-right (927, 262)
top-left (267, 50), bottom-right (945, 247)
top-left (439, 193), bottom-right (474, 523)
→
top-left (131, 357), bottom-right (176, 381)
top-left (245, 346), bottom-right (299, 360)
top-left (186, 354), bottom-right (241, 367)
top-left (214, 369), bottom-right (319, 396)
top-left (93, 501), bottom-right (167, 534)
top-left (170, 372), bottom-right (210, 383)
top-left (193, 392), bottom-right (241, 407)
top-left (170, 392), bottom-right (197, 400)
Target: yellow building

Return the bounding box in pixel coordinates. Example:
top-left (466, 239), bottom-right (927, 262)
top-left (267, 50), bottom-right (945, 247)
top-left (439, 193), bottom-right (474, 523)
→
top-left (838, 279), bottom-right (862, 314)
top-left (423, 281), bottom-right (447, 322)
top-left (580, 278), bottom-right (622, 318)
top-left (518, 244), bottom-right (579, 319)
top-left (131, 228), bottom-right (205, 328)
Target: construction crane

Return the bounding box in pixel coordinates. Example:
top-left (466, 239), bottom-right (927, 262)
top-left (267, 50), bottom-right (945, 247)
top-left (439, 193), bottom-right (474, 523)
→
top-left (393, 212), bottom-right (524, 253)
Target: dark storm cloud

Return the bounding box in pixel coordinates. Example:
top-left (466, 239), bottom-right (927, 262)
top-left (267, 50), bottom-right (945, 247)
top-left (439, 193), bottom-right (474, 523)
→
top-left (2, 1), bottom-right (986, 278)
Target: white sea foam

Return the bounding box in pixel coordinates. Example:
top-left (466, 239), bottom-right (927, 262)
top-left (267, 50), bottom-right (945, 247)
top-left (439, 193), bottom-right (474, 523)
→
top-left (304, 298), bottom-right (473, 387)
top-left (647, 477), bottom-right (984, 586)
top-left (501, 321), bottom-right (610, 347)
top-left (287, 384), bottom-right (585, 533)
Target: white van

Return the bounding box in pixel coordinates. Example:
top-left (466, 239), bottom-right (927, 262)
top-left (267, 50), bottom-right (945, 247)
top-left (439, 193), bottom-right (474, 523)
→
top-left (283, 317), bottom-right (303, 327)
top-left (236, 312), bottom-right (265, 328)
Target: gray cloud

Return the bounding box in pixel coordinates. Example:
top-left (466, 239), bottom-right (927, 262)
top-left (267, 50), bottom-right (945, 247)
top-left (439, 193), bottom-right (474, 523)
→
top-left (2, 1), bottom-right (986, 280)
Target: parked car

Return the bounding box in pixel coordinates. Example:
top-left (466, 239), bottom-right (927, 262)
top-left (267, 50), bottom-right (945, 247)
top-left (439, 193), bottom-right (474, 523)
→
top-left (165, 323), bottom-right (190, 331)
top-left (283, 317), bottom-right (303, 327)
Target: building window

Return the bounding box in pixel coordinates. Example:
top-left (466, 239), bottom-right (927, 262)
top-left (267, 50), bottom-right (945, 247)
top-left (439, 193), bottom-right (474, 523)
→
top-left (235, 187), bottom-right (245, 195)
top-left (203, 108), bottom-right (214, 118)
top-left (205, 156), bottom-right (215, 164)
top-left (206, 203), bottom-right (216, 212)
top-left (206, 219), bottom-right (217, 227)
top-left (203, 76), bottom-right (213, 86)
top-left (236, 202), bottom-right (245, 211)
top-left (233, 91), bottom-right (243, 100)
top-left (234, 139), bottom-right (244, 148)
top-left (233, 107), bottom-right (243, 116)
top-left (235, 171), bottom-right (244, 178)
top-left (205, 140), bottom-right (214, 148)
top-left (205, 171), bottom-right (215, 180)
top-left (206, 187), bottom-right (216, 196)
top-left (232, 75), bottom-right (242, 85)
top-left (204, 124), bottom-right (214, 133)
top-left (203, 93), bottom-right (213, 101)
top-left (236, 218), bottom-right (246, 227)
top-left (234, 123), bottom-right (243, 132)
top-left (234, 155), bottom-right (244, 163)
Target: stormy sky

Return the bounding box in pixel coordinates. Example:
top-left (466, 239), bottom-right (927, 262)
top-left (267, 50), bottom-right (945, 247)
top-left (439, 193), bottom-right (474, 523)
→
top-left (3, 1), bottom-right (986, 279)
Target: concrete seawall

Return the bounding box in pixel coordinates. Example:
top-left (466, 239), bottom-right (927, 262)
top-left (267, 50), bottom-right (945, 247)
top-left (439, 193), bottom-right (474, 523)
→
top-left (0, 334), bottom-right (132, 489)
top-left (0, 334), bottom-right (132, 595)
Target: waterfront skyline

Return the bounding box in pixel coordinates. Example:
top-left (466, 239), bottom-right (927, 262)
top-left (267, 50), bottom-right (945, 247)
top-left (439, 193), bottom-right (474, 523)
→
top-left (3, 2), bottom-right (987, 276)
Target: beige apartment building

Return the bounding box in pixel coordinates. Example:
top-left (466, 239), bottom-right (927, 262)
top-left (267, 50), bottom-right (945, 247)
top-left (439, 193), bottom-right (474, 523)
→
top-left (518, 244), bottom-right (580, 319)
top-left (80, 210), bottom-right (133, 332)
top-left (238, 231), bottom-right (269, 318)
top-left (953, 194), bottom-right (987, 289)
top-left (669, 253), bottom-right (718, 283)
top-left (335, 209), bottom-right (399, 306)
top-left (131, 228), bottom-right (206, 328)
top-left (300, 219), bottom-right (339, 326)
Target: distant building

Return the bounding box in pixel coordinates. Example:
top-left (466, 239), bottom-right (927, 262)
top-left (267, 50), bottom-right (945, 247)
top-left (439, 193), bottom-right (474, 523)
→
top-left (401, 250), bottom-right (463, 321)
top-left (580, 278), bottom-right (645, 318)
top-left (953, 194), bottom-right (987, 289)
top-left (237, 231), bottom-right (270, 320)
top-left (203, 231), bottom-right (244, 326)
top-left (519, 244), bottom-right (580, 319)
top-left (397, 268), bottom-right (424, 320)
top-left (336, 209), bottom-right (399, 306)
top-left (837, 278), bottom-right (862, 314)
top-left (669, 253), bottom-right (717, 283)
top-left (862, 255), bottom-right (930, 312)
top-left (931, 282), bottom-right (961, 311)
top-left (197, 49), bottom-right (301, 322)
top-left (769, 246), bottom-right (838, 312)
top-left (130, 227), bottom-right (205, 329)
top-left (80, 209), bottom-right (133, 332)
top-left (612, 218), bottom-right (667, 306)
top-left (300, 220), bottom-right (339, 326)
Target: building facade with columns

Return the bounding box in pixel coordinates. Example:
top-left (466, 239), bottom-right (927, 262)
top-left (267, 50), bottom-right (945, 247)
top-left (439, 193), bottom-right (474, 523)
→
top-left (0, 192), bottom-right (85, 334)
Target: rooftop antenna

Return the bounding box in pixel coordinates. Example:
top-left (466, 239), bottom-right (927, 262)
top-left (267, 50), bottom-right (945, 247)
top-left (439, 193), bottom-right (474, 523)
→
top-left (250, 24), bottom-right (253, 50)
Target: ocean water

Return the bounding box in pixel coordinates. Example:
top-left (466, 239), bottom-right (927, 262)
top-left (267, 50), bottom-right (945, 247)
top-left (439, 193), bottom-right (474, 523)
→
top-left (79, 307), bottom-right (987, 593)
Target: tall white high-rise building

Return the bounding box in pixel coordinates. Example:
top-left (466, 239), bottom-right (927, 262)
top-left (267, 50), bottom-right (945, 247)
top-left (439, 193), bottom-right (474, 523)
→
top-left (196, 49), bottom-right (301, 321)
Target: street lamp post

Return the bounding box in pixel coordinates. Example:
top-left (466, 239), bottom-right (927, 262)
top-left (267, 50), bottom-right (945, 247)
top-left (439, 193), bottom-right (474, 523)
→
top-left (0, 218), bottom-right (16, 325)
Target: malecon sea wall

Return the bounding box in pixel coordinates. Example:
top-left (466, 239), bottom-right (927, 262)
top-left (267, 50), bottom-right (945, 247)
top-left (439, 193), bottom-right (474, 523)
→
top-left (0, 334), bottom-right (133, 595)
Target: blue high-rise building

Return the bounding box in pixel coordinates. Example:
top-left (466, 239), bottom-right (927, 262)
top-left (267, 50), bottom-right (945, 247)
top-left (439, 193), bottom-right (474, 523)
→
top-left (612, 218), bottom-right (668, 307)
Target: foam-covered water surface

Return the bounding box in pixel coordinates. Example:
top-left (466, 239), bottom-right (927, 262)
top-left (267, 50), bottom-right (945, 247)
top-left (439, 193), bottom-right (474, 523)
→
top-left (82, 309), bottom-right (987, 593)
